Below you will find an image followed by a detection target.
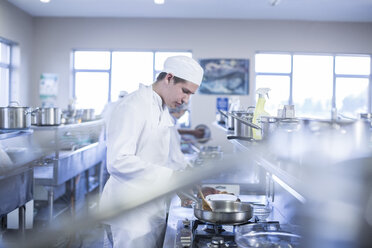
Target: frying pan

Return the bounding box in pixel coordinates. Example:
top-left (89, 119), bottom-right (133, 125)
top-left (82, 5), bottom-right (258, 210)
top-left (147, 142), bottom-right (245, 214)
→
top-left (194, 200), bottom-right (253, 225)
top-left (178, 191), bottom-right (252, 225)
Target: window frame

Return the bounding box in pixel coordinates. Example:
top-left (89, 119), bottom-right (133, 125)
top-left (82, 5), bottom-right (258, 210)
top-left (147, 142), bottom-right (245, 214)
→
top-left (0, 37), bottom-right (17, 105)
top-left (72, 49), bottom-right (192, 103)
top-left (255, 51), bottom-right (372, 115)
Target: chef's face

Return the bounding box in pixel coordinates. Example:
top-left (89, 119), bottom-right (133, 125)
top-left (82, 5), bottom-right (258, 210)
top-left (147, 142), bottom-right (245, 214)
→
top-left (165, 74), bottom-right (199, 109)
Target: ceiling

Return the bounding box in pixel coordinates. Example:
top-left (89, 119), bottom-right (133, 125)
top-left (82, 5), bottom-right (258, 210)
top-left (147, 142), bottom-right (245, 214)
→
top-left (6, 0), bottom-right (372, 22)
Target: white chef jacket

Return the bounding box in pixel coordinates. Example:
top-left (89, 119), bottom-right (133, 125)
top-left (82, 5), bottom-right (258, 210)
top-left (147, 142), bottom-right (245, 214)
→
top-left (100, 85), bottom-right (174, 247)
top-left (168, 116), bottom-right (188, 171)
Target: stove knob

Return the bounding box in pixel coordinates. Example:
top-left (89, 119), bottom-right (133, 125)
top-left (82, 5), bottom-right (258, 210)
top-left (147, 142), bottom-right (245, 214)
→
top-left (182, 219), bottom-right (190, 227)
top-left (211, 236), bottom-right (225, 245)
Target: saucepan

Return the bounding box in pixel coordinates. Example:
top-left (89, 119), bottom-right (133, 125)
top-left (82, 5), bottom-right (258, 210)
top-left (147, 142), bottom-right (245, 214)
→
top-left (226, 113), bottom-right (261, 141)
top-left (32, 107), bottom-right (62, 126)
top-left (179, 191), bottom-right (252, 225)
top-left (0, 101), bottom-right (32, 129)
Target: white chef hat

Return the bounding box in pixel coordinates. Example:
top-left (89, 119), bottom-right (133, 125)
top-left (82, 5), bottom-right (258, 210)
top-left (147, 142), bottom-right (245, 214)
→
top-left (163, 56), bottom-right (204, 86)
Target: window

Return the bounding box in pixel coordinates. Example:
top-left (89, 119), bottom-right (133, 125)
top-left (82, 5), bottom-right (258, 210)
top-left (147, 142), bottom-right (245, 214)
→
top-left (73, 51), bottom-right (110, 113)
top-left (73, 50), bottom-right (192, 114)
top-left (0, 38), bottom-right (14, 106)
top-left (111, 52), bottom-right (153, 101)
top-left (255, 53), bottom-right (291, 115)
top-left (335, 55), bottom-right (370, 117)
top-left (255, 53), bottom-right (371, 119)
top-left (292, 55), bottom-right (333, 118)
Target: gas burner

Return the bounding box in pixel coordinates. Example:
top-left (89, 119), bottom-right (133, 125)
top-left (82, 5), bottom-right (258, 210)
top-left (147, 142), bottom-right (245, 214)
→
top-left (203, 224), bottom-right (225, 234)
top-left (175, 219), bottom-right (270, 248)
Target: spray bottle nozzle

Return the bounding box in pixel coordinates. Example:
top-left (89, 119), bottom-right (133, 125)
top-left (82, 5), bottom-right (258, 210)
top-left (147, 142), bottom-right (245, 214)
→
top-left (256, 88), bottom-right (271, 99)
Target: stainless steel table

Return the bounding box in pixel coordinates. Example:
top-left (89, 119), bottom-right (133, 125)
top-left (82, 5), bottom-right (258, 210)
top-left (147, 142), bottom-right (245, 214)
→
top-left (31, 120), bottom-right (106, 222)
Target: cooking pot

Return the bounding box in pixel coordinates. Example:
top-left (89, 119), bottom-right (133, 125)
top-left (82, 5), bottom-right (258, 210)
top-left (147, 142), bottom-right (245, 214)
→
top-left (82, 109), bottom-right (95, 122)
top-left (260, 116), bottom-right (299, 140)
top-left (233, 112), bottom-right (254, 138)
top-left (0, 101), bottom-right (32, 129)
top-left (229, 112), bottom-right (261, 141)
top-left (33, 107), bottom-right (62, 126)
top-left (227, 110), bottom-right (246, 131)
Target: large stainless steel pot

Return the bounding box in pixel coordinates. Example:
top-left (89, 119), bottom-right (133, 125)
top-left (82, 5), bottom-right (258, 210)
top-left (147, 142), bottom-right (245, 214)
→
top-left (82, 109), bottom-right (95, 122)
top-left (0, 102), bottom-right (32, 129)
top-left (234, 112), bottom-right (254, 137)
top-left (194, 200), bottom-right (253, 225)
top-left (260, 116), bottom-right (299, 140)
top-left (34, 107), bottom-right (62, 126)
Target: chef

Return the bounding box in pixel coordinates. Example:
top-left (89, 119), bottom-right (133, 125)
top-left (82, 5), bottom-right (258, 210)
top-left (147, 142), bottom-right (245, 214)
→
top-left (100, 55), bottom-right (204, 247)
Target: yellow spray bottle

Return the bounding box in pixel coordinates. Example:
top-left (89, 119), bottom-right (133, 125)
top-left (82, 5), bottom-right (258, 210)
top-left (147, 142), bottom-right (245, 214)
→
top-left (252, 88), bottom-right (271, 140)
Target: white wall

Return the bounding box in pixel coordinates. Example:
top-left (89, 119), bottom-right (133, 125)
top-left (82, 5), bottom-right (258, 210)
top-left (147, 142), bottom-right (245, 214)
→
top-left (30, 17), bottom-right (372, 151)
top-left (0, 0), bottom-right (33, 106)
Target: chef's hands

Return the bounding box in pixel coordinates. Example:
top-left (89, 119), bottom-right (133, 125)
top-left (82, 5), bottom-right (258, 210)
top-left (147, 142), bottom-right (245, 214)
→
top-left (177, 188), bottom-right (195, 208)
top-left (193, 128), bottom-right (205, 139)
top-left (197, 186), bottom-right (219, 198)
top-left (178, 128), bottom-right (205, 139)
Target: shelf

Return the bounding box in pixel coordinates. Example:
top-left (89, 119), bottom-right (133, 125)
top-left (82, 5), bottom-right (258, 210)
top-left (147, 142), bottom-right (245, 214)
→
top-left (30, 119), bottom-right (104, 131)
top-left (34, 199), bottom-right (70, 222)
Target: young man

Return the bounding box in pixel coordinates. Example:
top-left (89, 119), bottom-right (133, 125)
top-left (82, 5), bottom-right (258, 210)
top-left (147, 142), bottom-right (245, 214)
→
top-left (100, 56), bottom-right (203, 247)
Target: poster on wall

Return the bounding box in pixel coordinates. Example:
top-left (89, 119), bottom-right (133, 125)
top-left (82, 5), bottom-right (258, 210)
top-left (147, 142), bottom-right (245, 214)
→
top-left (39, 73), bottom-right (58, 107)
top-left (198, 59), bottom-right (249, 95)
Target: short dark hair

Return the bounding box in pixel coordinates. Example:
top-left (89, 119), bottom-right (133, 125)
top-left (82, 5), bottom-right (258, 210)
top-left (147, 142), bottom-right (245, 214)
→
top-left (156, 72), bottom-right (186, 84)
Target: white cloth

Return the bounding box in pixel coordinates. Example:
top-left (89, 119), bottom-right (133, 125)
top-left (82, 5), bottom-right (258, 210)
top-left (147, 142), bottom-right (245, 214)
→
top-left (100, 85), bottom-right (174, 248)
top-left (168, 116), bottom-right (187, 171)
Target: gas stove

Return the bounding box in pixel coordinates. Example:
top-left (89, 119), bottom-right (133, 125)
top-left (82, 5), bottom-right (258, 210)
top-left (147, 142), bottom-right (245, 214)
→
top-left (174, 218), bottom-right (281, 248)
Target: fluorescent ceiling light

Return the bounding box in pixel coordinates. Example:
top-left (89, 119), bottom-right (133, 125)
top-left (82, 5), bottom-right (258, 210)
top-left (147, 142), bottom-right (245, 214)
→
top-left (154, 0), bottom-right (165, 5)
top-left (40, 0), bottom-right (50, 3)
